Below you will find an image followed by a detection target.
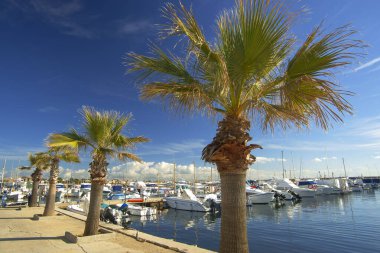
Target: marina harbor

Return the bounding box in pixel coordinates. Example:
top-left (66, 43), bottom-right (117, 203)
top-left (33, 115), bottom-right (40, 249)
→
top-left (1, 176), bottom-right (380, 252)
top-left (1, 0), bottom-right (380, 252)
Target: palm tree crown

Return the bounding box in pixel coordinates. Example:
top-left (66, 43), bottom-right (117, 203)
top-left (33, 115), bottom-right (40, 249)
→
top-left (47, 106), bottom-right (149, 164)
top-left (127, 0), bottom-right (362, 131)
top-left (19, 152), bottom-right (50, 172)
top-left (125, 1), bottom-right (363, 252)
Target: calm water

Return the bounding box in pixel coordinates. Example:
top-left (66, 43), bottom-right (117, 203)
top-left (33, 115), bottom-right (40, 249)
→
top-left (124, 190), bottom-right (380, 253)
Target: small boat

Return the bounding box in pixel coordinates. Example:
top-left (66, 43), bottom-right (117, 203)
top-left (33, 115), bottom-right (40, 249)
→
top-left (107, 193), bottom-right (125, 200)
top-left (274, 178), bottom-right (316, 198)
top-left (246, 185), bottom-right (275, 204)
top-left (66, 204), bottom-right (85, 215)
top-left (127, 198), bottom-right (144, 203)
top-left (127, 204), bottom-right (157, 216)
top-left (103, 185), bottom-right (112, 195)
top-left (6, 191), bottom-right (25, 202)
top-left (165, 189), bottom-right (217, 212)
top-left (80, 183), bottom-right (91, 194)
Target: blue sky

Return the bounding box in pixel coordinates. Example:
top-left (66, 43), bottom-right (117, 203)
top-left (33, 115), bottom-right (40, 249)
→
top-left (1, 0), bottom-right (380, 180)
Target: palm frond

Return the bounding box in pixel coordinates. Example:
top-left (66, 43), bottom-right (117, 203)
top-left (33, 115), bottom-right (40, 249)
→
top-left (160, 2), bottom-right (221, 64)
top-left (59, 150), bottom-right (80, 163)
top-left (114, 136), bottom-right (150, 149)
top-left (217, 0), bottom-right (292, 84)
top-left (140, 82), bottom-right (216, 116)
top-left (117, 152), bottom-right (142, 163)
top-left (48, 128), bottom-right (91, 150)
top-left (125, 0), bottom-right (363, 132)
top-left (127, 44), bottom-right (200, 84)
top-left (286, 25), bottom-right (363, 79)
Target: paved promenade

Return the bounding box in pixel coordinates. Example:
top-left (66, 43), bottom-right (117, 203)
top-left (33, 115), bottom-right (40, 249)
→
top-left (0, 206), bottom-right (215, 253)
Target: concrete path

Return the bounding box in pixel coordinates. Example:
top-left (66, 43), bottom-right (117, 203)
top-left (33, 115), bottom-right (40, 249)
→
top-left (0, 206), bottom-right (215, 253)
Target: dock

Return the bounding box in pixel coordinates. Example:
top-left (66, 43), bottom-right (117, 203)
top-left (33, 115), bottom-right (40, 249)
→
top-left (0, 206), bottom-right (215, 253)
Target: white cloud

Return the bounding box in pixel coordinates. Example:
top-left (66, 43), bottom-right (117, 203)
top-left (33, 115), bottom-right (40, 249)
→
top-left (256, 157), bottom-right (286, 164)
top-left (354, 57), bottom-right (380, 72)
top-left (313, 156), bottom-right (337, 162)
top-left (373, 155), bottom-right (380, 159)
top-left (109, 161), bottom-right (213, 181)
top-left (59, 167), bottom-right (88, 179)
top-left (139, 139), bottom-right (206, 156)
top-left (8, 0), bottom-right (95, 38)
top-left (119, 20), bottom-right (152, 35)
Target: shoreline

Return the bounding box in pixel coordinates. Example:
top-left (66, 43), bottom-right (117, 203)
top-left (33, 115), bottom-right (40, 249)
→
top-left (0, 205), bottom-right (215, 253)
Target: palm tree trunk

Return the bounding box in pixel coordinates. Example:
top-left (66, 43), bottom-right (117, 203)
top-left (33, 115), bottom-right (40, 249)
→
top-left (30, 168), bottom-right (42, 207)
top-left (83, 156), bottom-right (108, 236)
top-left (30, 180), bottom-right (39, 207)
top-left (43, 159), bottom-right (59, 216)
top-left (202, 116), bottom-right (261, 253)
top-left (220, 171), bottom-right (248, 253)
top-left (83, 181), bottom-right (103, 236)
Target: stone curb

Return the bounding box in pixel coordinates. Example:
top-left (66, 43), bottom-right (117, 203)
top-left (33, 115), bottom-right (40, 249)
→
top-left (64, 228), bottom-right (116, 243)
top-left (55, 207), bottom-right (215, 253)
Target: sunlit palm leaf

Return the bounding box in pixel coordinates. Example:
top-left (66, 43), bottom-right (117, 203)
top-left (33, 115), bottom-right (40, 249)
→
top-left (117, 152), bottom-right (142, 162)
top-left (127, 0), bottom-right (363, 133)
top-left (48, 106), bottom-right (148, 164)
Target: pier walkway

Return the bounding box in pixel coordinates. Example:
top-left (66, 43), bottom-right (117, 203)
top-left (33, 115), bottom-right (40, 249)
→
top-left (0, 206), bottom-right (215, 253)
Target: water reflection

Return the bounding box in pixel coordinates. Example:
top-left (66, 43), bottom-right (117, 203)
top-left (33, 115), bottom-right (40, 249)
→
top-left (124, 190), bottom-right (380, 253)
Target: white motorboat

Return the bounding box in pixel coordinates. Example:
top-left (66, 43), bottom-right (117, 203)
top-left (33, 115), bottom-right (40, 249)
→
top-left (351, 185), bottom-right (363, 192)
top-left (80, 183), bottom-right (91, 194)
top-left (315, 179), bottom-right (350, 194)
top-left (66, 204), bottom-right (85, 215)
top-left (315, 185), bottom-right (335, 195)
top-left (127, 204), bottom-right (157, 216)
top-left (165, 188), bottom-right (215, 212)
top-left (56, 191), bottom-right (65, 202)
top-left (274, 178), bottom-right (316, 198)
top-left (56, 183), bottom-right (66, 193)
top-left (246, 185), bottom-right (275, 204)
top-left (7, 191), bottom-right (25, 202)
top-left (260, 182), bottom-right (294, 200)
top-left (103, 185), bottom-right (112, 195)
top-left (68, 192), bottom-right (90, 215)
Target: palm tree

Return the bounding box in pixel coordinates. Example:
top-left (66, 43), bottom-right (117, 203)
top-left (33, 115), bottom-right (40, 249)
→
top-left (125, 1), bottom-right (362, 252)
top-left (42, 147), bottom-right (80, 216)
top-left (18, 153), bottom-right (49, 207)
top-left (47, 106), bottom-right (149, 236)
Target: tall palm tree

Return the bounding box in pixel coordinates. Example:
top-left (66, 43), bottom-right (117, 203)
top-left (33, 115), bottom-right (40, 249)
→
top-left (47, 106), bottom-right (149, 236)
top-left (125, 1), bottom-right (362, 252)
top-left (42, 147), bottom-right (80, 216)
top-left (18, 153), bottom-right (49, 207)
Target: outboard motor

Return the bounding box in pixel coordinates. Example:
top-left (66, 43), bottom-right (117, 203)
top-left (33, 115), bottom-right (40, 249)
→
top-left (288, 190), bottom-right (302, 201)
top-left (272, 190), bottom-right (286, 202)
top-left (101, 207), bottom-right (118, 224)
top-left (204, 194), bottom-right (221, 213)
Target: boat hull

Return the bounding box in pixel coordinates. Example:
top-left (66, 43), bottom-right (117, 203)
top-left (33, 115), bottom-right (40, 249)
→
top-left (292, 188), bottom-right (316, 198)
top-left (165, 197), bottom-right (210, 212)
top-left (246, 192), bottom-right (275, 204)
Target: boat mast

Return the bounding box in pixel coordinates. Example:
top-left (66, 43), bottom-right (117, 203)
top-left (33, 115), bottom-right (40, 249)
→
top-left (342, 158), bottom-right (347, 178)
top-left (193, 161), bottom-right (196, 185)
top-left (1, 159), bottom-right (6, 191)
top-left (325, 148), bottom-right (330, 178)
top-left (281, 150), bottom-right (285, 179)
top-left (173, 163), bottom-right (176, 193)
top-left (210, 165), bottom-right (213, 182)
top-left (291, 152), bottom-right (295, 179)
